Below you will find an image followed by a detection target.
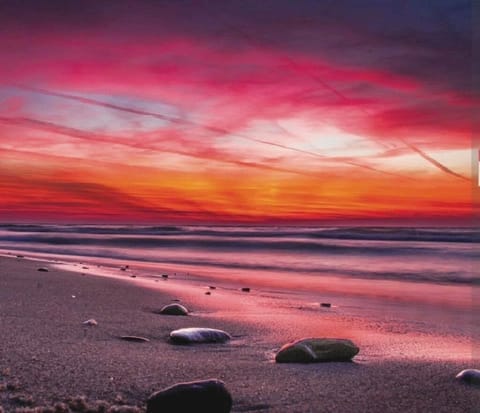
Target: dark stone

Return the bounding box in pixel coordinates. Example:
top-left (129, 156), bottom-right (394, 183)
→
top-left (456, 369), bottom-right (480, 385)
top-left (130, 275), bottom-right (137, 278)
top-left (205, 291), bottom-right (211, 295)
top-left (16, 255), bottom-right (24, 258)
top-left (209, 286), bottom-right (217, 290)
top-left (159, 303), bottom-right (189, 316)
top-left (170, 328), bottom-right (231, 344)
top-left (82, 266), bottom-right (89, 269)
top-left (275, 338), bottom-right (359, 363)
top-left (162, 274), bottom-right (169, 279)
top-left (241, 287), bottom-right (250, 292)
top-left (146, 379), bottom-right (232, 413)
top-left (120, 336), bottom-right (150, 342)
top-left (320, 303), bottom-right (331, 308)
top-left (37, 267), bottom-right (49, 272)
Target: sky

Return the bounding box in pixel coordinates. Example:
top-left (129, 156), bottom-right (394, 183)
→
top-left (0, 0), bottom-right (474, 225)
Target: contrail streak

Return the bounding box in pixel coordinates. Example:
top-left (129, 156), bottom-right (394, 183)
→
top-left (0, 116), bottom-right (321, 178)
top-left (212, 18), bottom-right (471, 181)
top-left (399, 138), bottom-right (469, 181)
top-left (13, 85), bottom-right (409, 179)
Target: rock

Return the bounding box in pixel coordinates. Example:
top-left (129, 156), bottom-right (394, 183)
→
top-left (120, 267), bottom-right (127, 271)
top-left (209, 286), bottom-right (217, 290)
top-left (37, 267), bottom-right (49, 272)
top-left (82, 266), bottom-right (89, 269)
top-left (120, 336), bottom-right (150, 343)
top-left (82, 319), bottom-right (98, 326)
top-left (170, 328), bottom-right (231, 344)
top-left (241, 287), bottom-right (250, 292)
top-left (456, 369), bottom-right (480, 385)
top-left (275, 338), bottom-right (359, 363)
top-left (205, 291), bottom-right (211, 295)
top-left (162, 274), bottom-right (169, 279)
top-left (146, 379), bottom-right (232, 413)
top-left (320, 303), bottom-right (331, 308)
top-left (159, 303), bottom-right (189, 316)
top-left (130, 275), bottom-right (137, 278)
top-left (16, 255), bottom-right (24, 258)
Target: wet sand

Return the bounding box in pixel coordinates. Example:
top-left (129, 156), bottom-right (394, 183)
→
top-left (1, 254), bottom-right (479, 412)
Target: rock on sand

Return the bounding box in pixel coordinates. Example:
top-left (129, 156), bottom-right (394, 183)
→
top-left (120, 335), bottom-right (150, 343)
top-left (146, 379), bottom-right (232, 413)
top-left (456, 369), bottom-right (480, 385)
top-left (82, 319), bottom-right (98, 326)
top-left (169, 328), bottom-right (231, 344)
top-left (37, 267), bottom-right (49, 272)
top-left (275, 338), bottom-right (359, 363)
top-left (159, 303), bottom-right (189, 316)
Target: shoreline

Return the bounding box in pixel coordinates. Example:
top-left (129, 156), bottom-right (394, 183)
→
top-left (1, 253), bottom-right (479, 412)
top-left (1, 247), bottom-right (474, 310)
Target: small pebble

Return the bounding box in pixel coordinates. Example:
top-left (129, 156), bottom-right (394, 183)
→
top-left (120, 336), bottom-right (150, 343)
top-left (159, 303), bottom-right (189, 316)
top-left (83, 319), bottom-right (98, 326)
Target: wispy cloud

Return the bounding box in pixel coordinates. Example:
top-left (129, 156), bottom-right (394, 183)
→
top-left (0, 0), bottom-right (472, 223)
top-left (12, 86), bottom-right (410, 179)
top-left (0, 115), bottom-right (323, 178)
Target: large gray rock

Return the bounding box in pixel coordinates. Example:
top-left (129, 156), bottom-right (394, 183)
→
top-left (456, 369), bottom-right (480, 385)
top-left (275, 338), bottom-right (359, 363)
top-left (169, 328), bottom-right (231, 344)
top-left (159, 303), bottom-right (189, 316)
top-left (146, 379), bottom-right (232, 413)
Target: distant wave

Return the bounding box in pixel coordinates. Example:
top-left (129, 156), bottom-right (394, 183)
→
top-left (1, 244), bottom-right (477, 285)
top-left (1, 224), bottom-right (477, 287)
top-left (1, 224), bottom-right (479, 243)
top-left (0, 233), bottom-right (476, 257)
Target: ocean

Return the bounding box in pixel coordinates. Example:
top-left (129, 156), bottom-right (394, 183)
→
top-left (0, 224), bottom-right (478, 287)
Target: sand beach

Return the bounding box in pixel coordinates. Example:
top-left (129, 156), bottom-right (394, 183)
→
top-left (1, 254), bottom-right (479, 412)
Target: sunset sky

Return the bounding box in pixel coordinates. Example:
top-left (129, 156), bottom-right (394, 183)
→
top-left (0, 0), bottom-right (473, 224)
